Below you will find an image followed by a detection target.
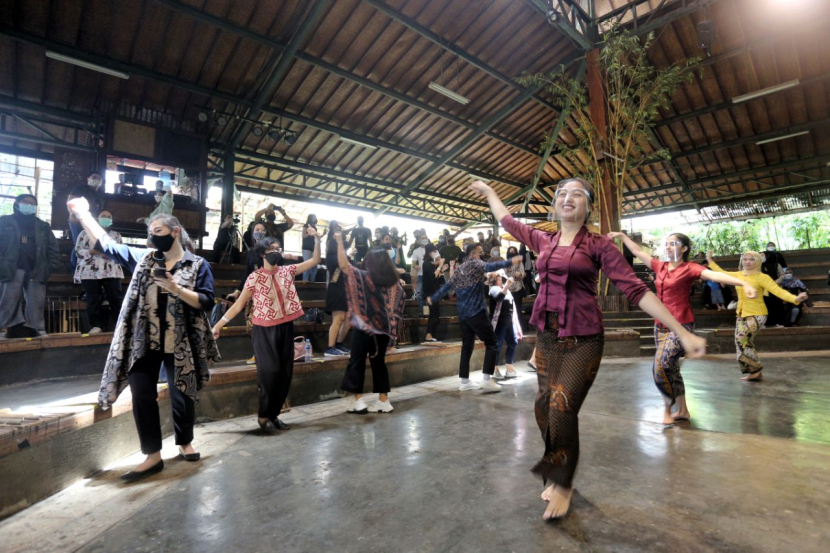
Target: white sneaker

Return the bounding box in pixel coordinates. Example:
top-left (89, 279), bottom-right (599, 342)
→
top-left (458, 381), bottom-right (481, 391)
top-left (347, 396), bottom-right (370, 413)
top-left (493, 368), bottom-right (504, 379)
top-left (481, 379), bottom-right (502, 393)
top-left (88, 327), bottom-right (103, 334)
top-left (373, 400), bottom-right (394, 413)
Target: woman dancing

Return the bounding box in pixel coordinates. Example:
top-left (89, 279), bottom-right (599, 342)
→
top-left (470, 178), bottom-right (707, 520)
top-left (335, 233), bottom-right (405, 413)
top-left (609, 232), bottom-right (757, 423)
top-left (213, 230), bottom-right (321, 432)
top-left (707, 251), bottom-right (807, 381)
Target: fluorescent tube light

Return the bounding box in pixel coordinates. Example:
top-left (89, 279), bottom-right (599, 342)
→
top-left (338, 136), bottom-right (377, 150)
top-left (46, 51), bottom-right (130, 79)
top-left (428, 82), bottom-right (470, 105)
top-left (732, 79), bottom-right (799, 103)
top-left (755, 130), bottom-right (810, 146)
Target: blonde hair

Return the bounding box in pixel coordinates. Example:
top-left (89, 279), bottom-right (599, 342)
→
top-left (148, 214), bottom-right (195, 253)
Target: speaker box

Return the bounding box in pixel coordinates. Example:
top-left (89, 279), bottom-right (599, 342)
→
top-left (697, 20), bottom-right (716, 50)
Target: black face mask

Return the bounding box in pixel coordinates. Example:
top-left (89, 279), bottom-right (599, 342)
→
top-left (266, 214), bottom-right (276, 222)
top-left (151, 233), bottom-right (176, 253)
top-left (265, 252), bottom-right (282, 266)
top-left (382, 243), bottom-right (393, 250)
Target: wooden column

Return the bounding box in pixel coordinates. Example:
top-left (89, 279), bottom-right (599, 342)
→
top-left (586, 49), bottom-right (620, 234)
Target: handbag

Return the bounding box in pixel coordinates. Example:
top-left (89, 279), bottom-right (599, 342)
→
top-left (293, 336), bottom-right (307, 361)
top-left (303, 307), bottom-right (324, 323)
top-left (209, 300), bottom-right (230, 327)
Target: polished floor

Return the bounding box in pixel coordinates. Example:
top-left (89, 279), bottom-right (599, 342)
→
top-left (2, 352), bottom-right (829, 552)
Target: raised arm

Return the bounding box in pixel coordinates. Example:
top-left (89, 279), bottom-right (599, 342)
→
top-left (469, 180), bottom-right (510, 222)
top-left (278, 207), bottom-right (294, 230)
top-left (607, 232), bottom-right (653, 266)
top-left (700, 269), bottom-right (758, 299)
top-left (68, 197), bottom-right (146, 272)
top-left (334, 232), bottom-right (350, 271)
top-left (758, 274), bottom-right (806, 305)
top-left (295, 227), bottom-right (320, 274)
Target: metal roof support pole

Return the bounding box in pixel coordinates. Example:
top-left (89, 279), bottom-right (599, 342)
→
top-left (221, 151), bottom-right (235, 224)
top-left (226, 0), bottom-right (330, 150)
top-left (520, 59), bottom-right (588, 212)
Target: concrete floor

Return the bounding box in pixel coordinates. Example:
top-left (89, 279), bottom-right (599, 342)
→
top-left (2, 353), bottom-right (830, 552)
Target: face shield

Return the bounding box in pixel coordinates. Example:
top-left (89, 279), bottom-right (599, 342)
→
top-left (548, 181), bottom-right (594, 224)
top-left (660, 236), bottom-right (685, 263)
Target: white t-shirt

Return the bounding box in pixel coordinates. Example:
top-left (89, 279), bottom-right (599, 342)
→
top-left (411, 247), bottom-right (425, 276)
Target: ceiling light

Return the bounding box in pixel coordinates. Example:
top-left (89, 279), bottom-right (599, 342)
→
top-left (428, 82), bottom-right (470, 105)
top-left (45, 51), bottom-right (130, 79)
top-left (732, 79), bottom-right (800, 103)
top-left (251, 125), bottom-right (264, 137)
top-left (197, 111), bottom-right (209, 122)
top-left (269, 129), bottom-right (285, 141)
top-left (216, 115), bottom-right (229, 127)
top-left (338, 136), bottom-right (377, 150)
top-left (284, 132), bottom-right (297, 146)
top-left (755, 130), bottom-right (810, 146)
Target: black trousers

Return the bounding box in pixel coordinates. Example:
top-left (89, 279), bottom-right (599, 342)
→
top-left (459, 310), bottom-right (498, 378)
top-left (354, 246), bottom-right (369, 263)
top-left (426, 301), bottom-right (441, 337)
top-left (81, 278), bottom-right (123, 330)
top-left (342, 330), bottom-right (391, 394)
top-left (764, 295), bottom-right (785, 326)
top-left (129, 352), bottom-right (195, 455)
top-left (251, 322), bottom-right (295, 420)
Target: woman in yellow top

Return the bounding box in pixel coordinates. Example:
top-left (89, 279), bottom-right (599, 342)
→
top-left (707, 251), bottom-right (808, 381)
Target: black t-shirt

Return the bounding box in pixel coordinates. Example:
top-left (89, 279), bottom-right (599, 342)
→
top-left (302, 223), bottom-right (317, 251)
top-left (265, 221), bottom-right (290, 245)
top-left (422, 258), bottom-right (444, 296)
top-left (14, 212), bottom-right (36, 272)
top-left (352, 226), bottom-right (372, 249)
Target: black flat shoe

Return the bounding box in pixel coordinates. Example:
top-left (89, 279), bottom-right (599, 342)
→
top-left (121, 460), bottom-right (164, 483)
top-left (273, 418), bottom-right (291, 430)
top-left (259, 419), bottom-right (277, 434)
top-left (528, 361), bottom-right (537, 372)
top-left (178, 448), bottom-right (201, 462)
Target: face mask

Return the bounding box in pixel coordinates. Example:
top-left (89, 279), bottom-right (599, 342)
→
top-left (491, 249), bottom-right (499, 257)
top-left (151, 233), bottom-right (176, 252)
top-left (430, 252), bottom-right (439, 259)
top-left (420, 239), bottom-right (428, 246)
top-left (387, 249), bottom-right (396, 259)
top-left (17, 203), bottom-right (37, 216)
top-left (88, 178), bottom-right (103, 189)
top-left (98, 217), bottom-right (113, 228)
top-left (253, 231), bottom-right (265, 241)
top-left (265, 252), bottom-right (282, 266)
top-left (767, 246), bottom-right (775, 252)
top-left (784, 274), bottom-right (793, 280)
top-left (266, 214), bottom-right (276, 222)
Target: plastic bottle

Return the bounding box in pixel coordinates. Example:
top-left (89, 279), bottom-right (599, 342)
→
top-left (304, 339), bottom-right (313, 362)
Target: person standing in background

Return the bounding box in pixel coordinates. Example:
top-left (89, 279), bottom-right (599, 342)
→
top-left (351, 216), bottom-right (373, 263)
top-left (74, 210), bottom-right (125, 334)
top-left (0, 194), bottom-right (61, 338)
top-left (761, 242), bottom-right (788, 327)
top-left (255, 204), bottom-right (294, 245)
top-left (302, 214), bottom-right (319, 283)
top-left (68, 172), bottom-right (105, 272)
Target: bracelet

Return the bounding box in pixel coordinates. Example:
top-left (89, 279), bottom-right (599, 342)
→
top-left (220, 315), bottom-right (231, 324)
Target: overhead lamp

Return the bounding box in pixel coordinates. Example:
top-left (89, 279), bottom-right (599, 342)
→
top-left (251, 125), bottom-right (264, 137)
top-left (269, 129), bottom-right (285, 141)
top-left (428, 82), bottom-right (470, 105)
top-left (338, 136), bottom-right (377, 150)
top-left (755, 130), bottom-right (810, 146)
top-left (284, 132), bottom-right (298, 146)
top-left (732, 79), bottom-right (800, 103)
top-left (216, 115), bottom-right (229, 127)
top-left (45, 51), bottom-right (130, 79)
top-left (197, 111), bottom-right (209, 123)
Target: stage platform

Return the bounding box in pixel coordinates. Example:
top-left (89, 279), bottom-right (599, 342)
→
top-left (1, 351), bottom-right (828, 552)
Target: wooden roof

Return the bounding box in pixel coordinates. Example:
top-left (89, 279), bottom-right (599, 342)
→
top-left (0, 0), bottom-right (828, 224)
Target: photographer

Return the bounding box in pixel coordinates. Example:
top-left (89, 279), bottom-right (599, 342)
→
top-left (213, 214), bottom-right (241, 264)
top-left (255, 203), bottom-right (294, 244)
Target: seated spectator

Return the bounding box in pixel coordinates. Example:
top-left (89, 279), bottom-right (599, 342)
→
top-left (74, 210), bottom-right (125, 333)
top-left (0, 194), bottom-right (60, 338)
top-left (779, 268), bottom-right (810, 327)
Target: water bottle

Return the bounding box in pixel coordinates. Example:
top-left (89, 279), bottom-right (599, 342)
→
top-left (304, 339), bottom-right (313, 362)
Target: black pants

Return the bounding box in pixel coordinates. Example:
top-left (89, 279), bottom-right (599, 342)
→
top-left (251, 322), bottom-right (295, 420)
top-left (82, 278), bottom-right (123, 330)
top-left (342, 330), bottom-right (391, 394)
top-left (129, 352), bottom-right (195, 455)
top-left (459, 310), bottom-right (498, 379)
top-left (512, 289), bottom-right (526, 329)
top-left (354, 246), bottom-right (369, 263)
top-left (426, 301), bottom-right (441, 337)
top-left (764, 295), bottom-right (785, 326)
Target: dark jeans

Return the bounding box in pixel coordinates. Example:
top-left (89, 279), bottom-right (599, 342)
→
top-left (342, 330), bottom-right (391, 394)
top-left (129, 352), bottom-right (195, 455)
top-left (81, 278), bottom-right (123, 330)
top-left (354, 246), bottom-right (369, 263)
top-left (784, 305), bottom-right (803, 326)
top-left (426, 301), bottom-right (441, 337)
top-left (494, 312), bottom-right (518, 365)
top-left (459, 310), bottom-right (498, 378)
top-left (69, 220), bottom-right (83, 272)
top-left (251, 322), bottom-right (295, 421)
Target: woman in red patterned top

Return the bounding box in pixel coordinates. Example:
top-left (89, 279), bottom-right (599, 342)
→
top-left (213, 231), bottom-right (321, 433)
top-left (471, 178), bottom-right (707, 521)
top-left (609, 232), bottom-right (757, 424)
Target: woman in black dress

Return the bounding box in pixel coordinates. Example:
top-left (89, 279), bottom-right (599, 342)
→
top-left (421, 243), bottom-right (445, 342)
top-left (325, 221), bottom-right (350, 356)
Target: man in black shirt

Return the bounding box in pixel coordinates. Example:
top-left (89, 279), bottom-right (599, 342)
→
top-left (352, 216), bottom-right (373, 263)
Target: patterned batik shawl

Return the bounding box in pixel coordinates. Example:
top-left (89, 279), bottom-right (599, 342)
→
top-left (98, 254), bottom-right (220, 409)
top-left (345, 267), bottom-right (405, 345)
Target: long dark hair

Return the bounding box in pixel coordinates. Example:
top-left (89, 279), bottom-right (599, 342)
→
top-left (669, 233), bottom-right (691, 262)
top-left (363, 248), bottom-right (399, 288)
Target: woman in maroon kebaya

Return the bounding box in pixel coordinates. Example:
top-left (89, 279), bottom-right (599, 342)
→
top-left (470, 178), bottom-right (707, 521)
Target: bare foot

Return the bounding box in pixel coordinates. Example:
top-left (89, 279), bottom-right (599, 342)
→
top-left (741, 371), bottom-right (763, 381)
top-left (542, 486), bottom-right (573, 520)
top-left (673, 410), bottom-right (691, 421)
top-left (541, 484), bottom-right (555, 502)
top-left (134, 452), bottom-right (162, 472)
top-left (662, 410), bottom-right (675, 425)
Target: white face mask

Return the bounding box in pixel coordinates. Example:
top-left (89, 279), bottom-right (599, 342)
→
top-left (430, 252), bottom-right (439, 260)
top-left (88, 178), bottom-right (103, 189)
top-left (420, 239), bottom-right (428, 246)
top-left (784, 274), bottom-right (793, 280)
top-left (387, 249), bottom-right (396, 259)
top-left (491, 249), bottom-right (499, 257)
top-left (767, 246), bottom-right (775, 252)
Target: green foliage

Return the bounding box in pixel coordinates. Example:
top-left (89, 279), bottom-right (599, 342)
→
top-left (518, 26), bottom-right (699, 219)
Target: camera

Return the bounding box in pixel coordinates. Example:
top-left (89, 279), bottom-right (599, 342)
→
top-left (232, 216), bottom-right (240, 224)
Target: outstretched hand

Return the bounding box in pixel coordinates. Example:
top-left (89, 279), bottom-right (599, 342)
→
top-left (510, 255), bottom-right (522, 265)
top-left (796, 292), bottom-right (809, 303)
top-left (67, 197), bottom-right (91, 217)
top-left (680, 332), bottom-right (707, 359)
top-left (468, 180), bottom-right (494, 197)
top-left (607, 232), bottom-right (625, 240)
top-left (743, 284), bottom-right (758, 299)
